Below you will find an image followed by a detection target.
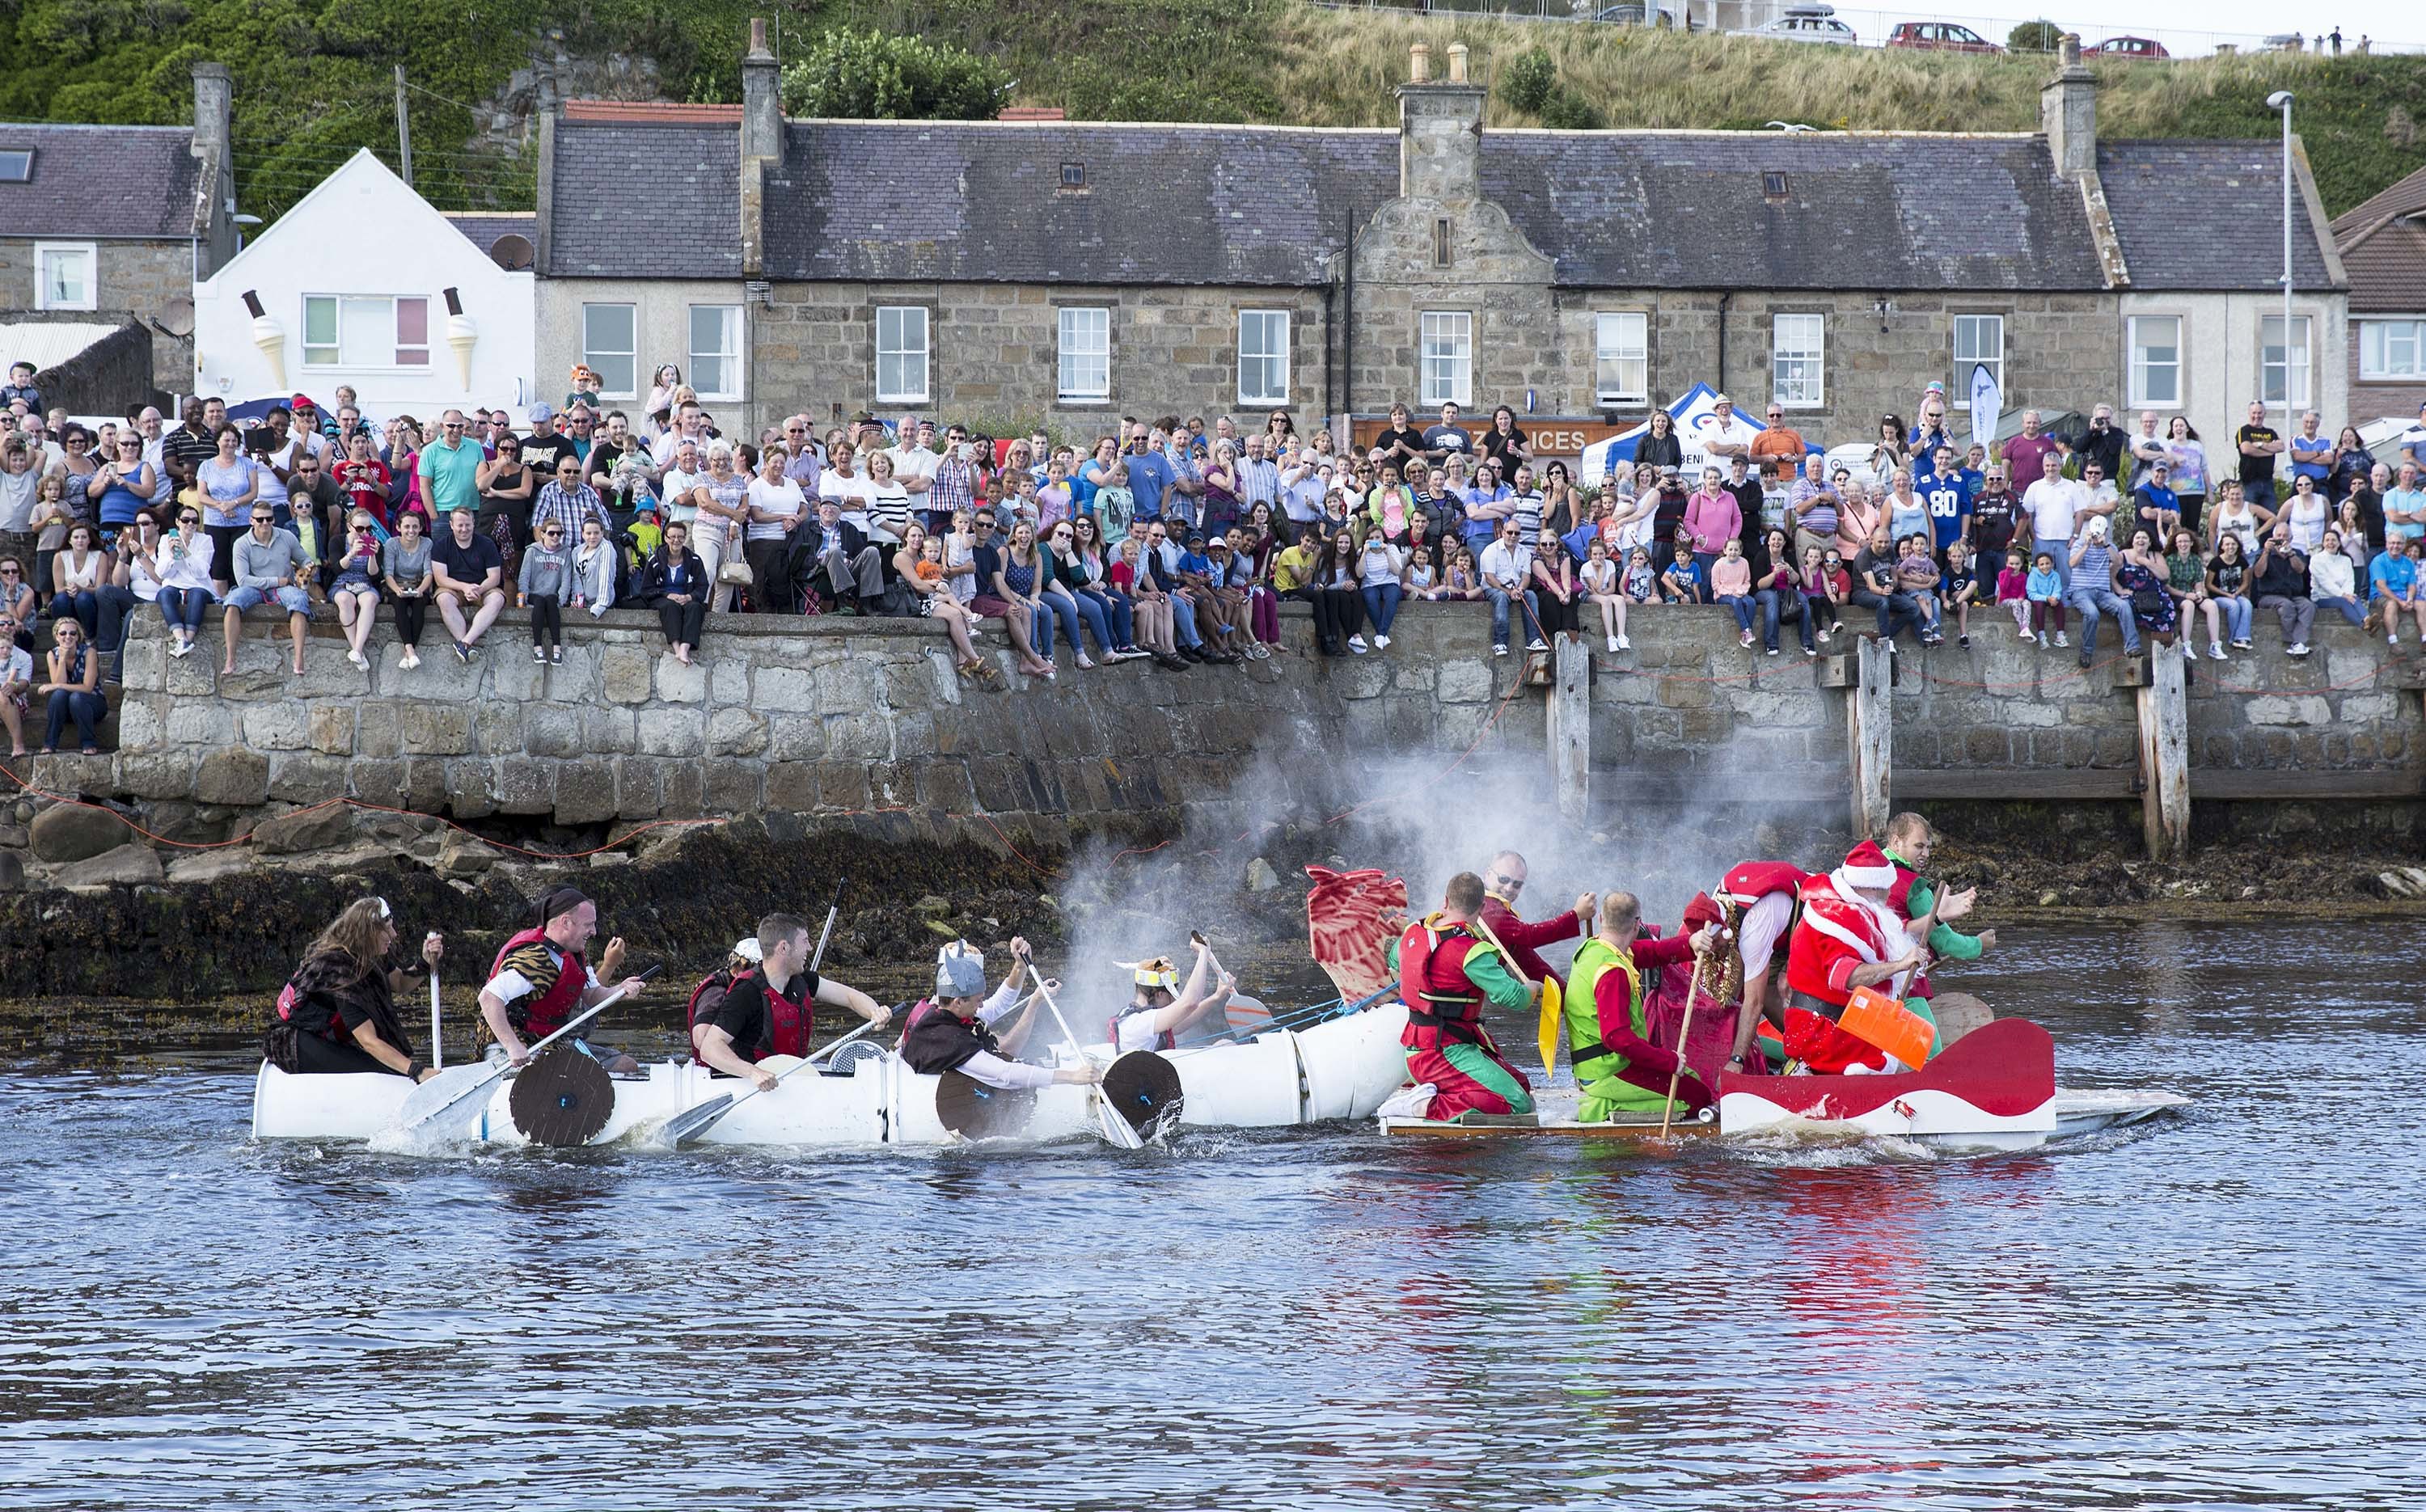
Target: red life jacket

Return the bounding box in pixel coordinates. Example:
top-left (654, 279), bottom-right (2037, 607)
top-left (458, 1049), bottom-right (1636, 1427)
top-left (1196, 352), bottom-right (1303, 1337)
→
top-left (488, 927), bottom-right (591, 1041)
top-left (752, 974), bottom-right (811, 1062)
top-left (273, 979), bottom-right (345, 1043)
top-left (1397, 916), bottom-right (1492, 1052)
top-left (1722, 860), bottom-right (1811, 908)
top-left (686, 967), bottom-right (752, 1058)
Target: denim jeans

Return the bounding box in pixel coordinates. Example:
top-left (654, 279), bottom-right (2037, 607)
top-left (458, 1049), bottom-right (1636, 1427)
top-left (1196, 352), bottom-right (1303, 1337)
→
top-left (1078, 586), bottom-right (1133, 649)
top-left (1485, 585), bottom-right (1541, 648)
top-left (1718, 593), bottom-right (1757, 633)
top-left (2069, 587), bottom-right (2141, 655)
top-left (2316, 593), bottom-right (2365, 626)
top-left (2217, 594), bottom-right (2253, 641)
top-left (1755, 588), bottom-right (1814, 652)
top-left (158, 586), bottom-right (213, 632)
top-left (1362, 581), bottom-right (1402, 638)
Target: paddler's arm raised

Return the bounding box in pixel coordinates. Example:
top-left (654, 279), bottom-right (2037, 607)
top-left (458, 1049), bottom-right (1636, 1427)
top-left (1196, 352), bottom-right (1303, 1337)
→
top-left (1489, 896), bottom-right (1591, 951)
top-left (1463, 946), bottom-right (1532, 1013)
top-left (1904, 878), bottom-right (1989, 961)
top-left (811, 975), bottom-right (894, 1028)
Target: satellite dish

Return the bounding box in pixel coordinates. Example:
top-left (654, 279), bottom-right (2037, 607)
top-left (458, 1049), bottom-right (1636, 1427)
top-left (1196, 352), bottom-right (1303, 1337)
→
top-left (160, 295), bottom-right (195, 336)
top-left (489, 233), bottom-right (535, 272)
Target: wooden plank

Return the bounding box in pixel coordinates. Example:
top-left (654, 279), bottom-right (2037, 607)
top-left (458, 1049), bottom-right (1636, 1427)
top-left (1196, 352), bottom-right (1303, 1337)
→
top-left (1849, 634), bottom-right (1894, 840)
top-left (2188, 769), bottom-right (2426, 800)
top-left (1547, 637), bottom-right (1591, 822)
top-left (2136, 648), bottom-right (2191, 861)
top-left (2115, 653), bottom-right (2154, 688)
top-left (1892, 768), bottom-right (2137, 800)
top-left (1815, 652), bottom-right (1858, 689)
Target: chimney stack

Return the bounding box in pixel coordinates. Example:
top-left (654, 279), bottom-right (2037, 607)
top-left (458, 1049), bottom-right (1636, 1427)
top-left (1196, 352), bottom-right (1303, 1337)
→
top-left (742, 16), bottom-right (783, 171)
top-left (188, 61), bottom-right (235, 274)
top-left (2041, 32), bottom-right (2097, 179)
top-left (1396, 44), bottom-right (1486, 203)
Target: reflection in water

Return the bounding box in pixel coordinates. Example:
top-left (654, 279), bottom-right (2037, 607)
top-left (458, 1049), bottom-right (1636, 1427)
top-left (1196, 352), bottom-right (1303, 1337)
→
top-left (0, 923), bottom-right (2419, 1510)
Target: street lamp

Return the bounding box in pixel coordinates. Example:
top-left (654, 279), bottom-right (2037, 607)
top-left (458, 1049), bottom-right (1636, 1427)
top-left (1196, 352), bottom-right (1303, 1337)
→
top-left (2268, 90), bottom-right (2296, 411)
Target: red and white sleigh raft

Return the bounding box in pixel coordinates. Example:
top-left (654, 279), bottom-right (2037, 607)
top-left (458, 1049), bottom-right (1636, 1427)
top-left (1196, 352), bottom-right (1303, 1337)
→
top-left (1306, 868), bottom-right (2188, 1152)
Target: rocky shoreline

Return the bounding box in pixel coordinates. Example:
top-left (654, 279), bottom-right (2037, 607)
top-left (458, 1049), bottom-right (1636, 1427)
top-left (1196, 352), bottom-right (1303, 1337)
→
top-left (2, 788), bottom-right (2420, 1054)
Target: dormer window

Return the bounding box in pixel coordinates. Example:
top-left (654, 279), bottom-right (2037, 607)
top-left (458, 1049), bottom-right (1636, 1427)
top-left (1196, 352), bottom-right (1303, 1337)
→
top-left (1763, 171), bottom-right (1790, 199)
top-left (0, 149), bottom-right (32, 182)
top-left (1059, 161), bottom-right (1085, 190)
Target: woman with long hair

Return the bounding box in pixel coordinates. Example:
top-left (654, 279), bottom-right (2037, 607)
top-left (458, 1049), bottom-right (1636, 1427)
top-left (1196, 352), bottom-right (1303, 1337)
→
top-left (2204, 532), bottom-right (2255, 651)
top-left (1637, 409), bottom-right (1684, 475)
top-left (2165, 416), bottom-right (2210, 533)
top-left (36, 615), bottom-right (105, 755)
top-left (263, 897), bottom-right (446, 1079)
top-left (991, 518), bottom-right (1059, 678)
top-left (1309, 527), bottom-right (1366, 657)
top-left (1067, 513), bottom-right (1141, 659)
top-left (329, 509), bottom-right (385, 668)
top-left (894, 522), bottom-right (991, 678)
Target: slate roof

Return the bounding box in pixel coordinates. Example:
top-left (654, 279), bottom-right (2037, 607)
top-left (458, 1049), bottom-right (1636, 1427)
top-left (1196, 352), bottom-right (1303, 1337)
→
top-left (1482, 132), bottom-right (2103, 289)
top-left (0, 122), bottom-right (198, 239)
top-left (443, 212), bottom-right (539, 263)
top-left (544, 120), bottom-right (740, 278)
top-left (2098, 141), bottom-right (2339, 291)
top-left (763, 121), bottom-right (1394, 285)
top-left (2331, 163), bottom-right (2426, 311)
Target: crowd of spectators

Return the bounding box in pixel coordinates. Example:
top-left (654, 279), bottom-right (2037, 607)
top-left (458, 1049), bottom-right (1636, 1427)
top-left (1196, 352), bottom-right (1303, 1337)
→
top-left (6, 358), bottom-right (2426, 754)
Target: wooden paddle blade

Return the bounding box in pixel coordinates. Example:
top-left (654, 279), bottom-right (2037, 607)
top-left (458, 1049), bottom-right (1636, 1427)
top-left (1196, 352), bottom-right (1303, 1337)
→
top-left (663, 1091), bottom-right (738, 1147)
top-left (1306, 865), bottom-right (1409, 1003)
top-left (1929, 991), bottom-right (1995, 1049)
top-left (1101, 1051), bottom-right (1183, 1138)
top-left (934, 1071), bottom-right (1037, 1141)
top-left (1223, 995), bottom-right (1276, 1037)
top-left (509, 1045), bottom-right (614, 1147)
top-left (392, 1061), bottom-right (501, 1137)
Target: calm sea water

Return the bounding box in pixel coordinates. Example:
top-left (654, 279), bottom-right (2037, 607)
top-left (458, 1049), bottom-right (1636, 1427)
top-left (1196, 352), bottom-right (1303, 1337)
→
top-left (1, 923), bottom-right (2419, 1510)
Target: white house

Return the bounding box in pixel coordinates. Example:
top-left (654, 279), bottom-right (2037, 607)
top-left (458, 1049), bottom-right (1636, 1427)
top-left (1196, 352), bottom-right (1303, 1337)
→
top-left (192, 149), bottom-right (535, 416)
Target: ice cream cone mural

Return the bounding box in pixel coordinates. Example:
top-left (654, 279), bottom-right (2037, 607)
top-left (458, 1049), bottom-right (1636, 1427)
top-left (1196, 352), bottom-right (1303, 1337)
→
top-left (442, 287), bottom-right (476, 394)
top-left (242, 289), bottom-right (288, 389)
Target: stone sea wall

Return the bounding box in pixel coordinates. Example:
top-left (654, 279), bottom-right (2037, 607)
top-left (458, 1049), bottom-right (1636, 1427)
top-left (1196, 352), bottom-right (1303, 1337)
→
top-left (7, 598), bottom-right (2421, 883)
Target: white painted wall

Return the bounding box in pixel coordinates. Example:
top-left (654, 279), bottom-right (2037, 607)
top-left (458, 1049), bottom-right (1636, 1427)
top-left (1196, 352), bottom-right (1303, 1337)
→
top-left (2119, 289), bottom-right (2349, 458)
top-left (192, 150), bottom-right (535, 416)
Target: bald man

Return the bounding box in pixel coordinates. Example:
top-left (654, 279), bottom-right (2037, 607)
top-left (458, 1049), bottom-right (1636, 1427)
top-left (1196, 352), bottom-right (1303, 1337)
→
top-left (1477, 850), bottom-right (1591, 989)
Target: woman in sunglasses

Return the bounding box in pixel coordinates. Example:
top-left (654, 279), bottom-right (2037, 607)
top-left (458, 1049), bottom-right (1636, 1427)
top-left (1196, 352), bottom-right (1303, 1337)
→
top-left (154, 506), bottom-right (218, 660)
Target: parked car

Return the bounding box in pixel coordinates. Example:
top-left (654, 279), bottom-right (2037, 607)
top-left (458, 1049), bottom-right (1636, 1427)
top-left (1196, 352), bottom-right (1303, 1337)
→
top-left (1886, 21), bottom-right (2004, 53)
top-left (1591, 4), bottom-right (1653, 23)
top-left (1741, 5), bottom-right (1860, 44)
top-left (2088, 35), bottom-right (2170, 60)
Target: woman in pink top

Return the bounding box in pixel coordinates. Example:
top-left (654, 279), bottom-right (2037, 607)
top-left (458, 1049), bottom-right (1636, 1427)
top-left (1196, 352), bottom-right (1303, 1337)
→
top-left (1680, 465), bottom-right (1741, 581)
top-left (1834, 478), bottom-right (1882, 560)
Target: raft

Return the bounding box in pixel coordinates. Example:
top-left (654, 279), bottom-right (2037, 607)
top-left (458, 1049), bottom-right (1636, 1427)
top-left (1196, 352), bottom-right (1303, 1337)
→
top-left (249, 1001), bottom-right (1414, 1147)
top-left (1380, 1019), bottom-right (2189, 1151)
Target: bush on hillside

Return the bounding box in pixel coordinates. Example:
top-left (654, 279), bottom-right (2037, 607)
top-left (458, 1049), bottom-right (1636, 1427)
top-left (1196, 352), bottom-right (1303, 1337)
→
top-left (2008, 21), bottom-right (2064, 53)
top-left (1499, 47), bottom-right (1557, 114)
top-left (780, 30), bottom-right (1010, 120)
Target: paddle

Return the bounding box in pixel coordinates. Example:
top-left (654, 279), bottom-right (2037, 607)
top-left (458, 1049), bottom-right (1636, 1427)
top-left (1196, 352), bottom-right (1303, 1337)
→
top-left (1659, 950), bottom-right (1710, 1141)
top-left (426, 935), bottom-right (443, 1071)
top-left (809, 876), bottom-right (846, 972)
top-left (1030, 975), bottom-right (1143, 1150)
top-left (387, 965), bottom-right (660, 1141)
top-left (1187, 931), bottom-right (1266, 1041)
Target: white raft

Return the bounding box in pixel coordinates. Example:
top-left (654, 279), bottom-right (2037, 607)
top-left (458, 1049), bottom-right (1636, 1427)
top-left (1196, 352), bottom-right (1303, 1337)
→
top-left (250, 1002), bottom-right (1413, 1147)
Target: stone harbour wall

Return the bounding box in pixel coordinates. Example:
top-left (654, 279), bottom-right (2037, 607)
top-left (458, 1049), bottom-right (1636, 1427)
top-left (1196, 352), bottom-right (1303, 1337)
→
top-left (11, 596), bottom-right (2422, 875)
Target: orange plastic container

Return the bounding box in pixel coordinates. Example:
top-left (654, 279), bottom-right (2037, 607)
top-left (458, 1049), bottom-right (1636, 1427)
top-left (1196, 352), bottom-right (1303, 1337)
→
top-left (1840, 986), bottom-right (1937, 1069)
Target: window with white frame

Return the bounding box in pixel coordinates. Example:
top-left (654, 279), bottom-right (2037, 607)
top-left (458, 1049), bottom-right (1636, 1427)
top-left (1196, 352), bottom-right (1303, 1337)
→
top-left (2128, 315), bottom-right (2181, 408)
top-left (2360, 319), bottom-right (2426, 381)
top-left (33, 243), bottom-right (95, 311)
top-left (1058, 306), bottom-right (1110, 403)
top-left (1594, 311), bottom-right (1648, 406)
top-left (1419, 311), bottom-right (1472, 407)
top-left (580, 303), bottom-right (636, 395)
top-left (1952, 314), bottom-right (2004, 405)
top-left (302, 295), bottom-right (430, 368)
top-left (1237, 310), bottom-right (1289, 406)
top-left (875, 306), bottom-right (929, 404)
top-left (688, 305), bottom-right (742, 401)
top-left (2260, 314), bottom-right (2311, 410)
top-left (1771, 314), bottom-right (1824, 408)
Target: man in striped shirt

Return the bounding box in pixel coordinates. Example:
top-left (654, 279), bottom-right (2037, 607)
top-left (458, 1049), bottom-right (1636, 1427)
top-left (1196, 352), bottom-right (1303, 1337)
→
top-left (1236, 434), bottom-right (1281, 524)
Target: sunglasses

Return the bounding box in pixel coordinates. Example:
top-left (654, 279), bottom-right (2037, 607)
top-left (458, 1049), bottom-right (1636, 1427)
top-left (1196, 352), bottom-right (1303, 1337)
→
top-left (179, 514), bottom-right (200, 524)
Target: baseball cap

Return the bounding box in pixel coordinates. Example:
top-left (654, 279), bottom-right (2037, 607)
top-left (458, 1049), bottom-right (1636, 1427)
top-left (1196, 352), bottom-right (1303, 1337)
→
top-left (730, 937), bottom-right (763, 963)
top-left (529, 402), bottom-right (556, 424)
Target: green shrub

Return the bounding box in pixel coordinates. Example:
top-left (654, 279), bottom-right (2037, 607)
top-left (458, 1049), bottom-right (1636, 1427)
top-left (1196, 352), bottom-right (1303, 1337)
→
top-left (1499, 47), bottom-right (1556, 115)
top-left (2008, 20), bottom-right (2064, 53)
top-left (780, 29), bottom-right (1011, 120)
top-left (1538, 89), bottom-right (1603, 130)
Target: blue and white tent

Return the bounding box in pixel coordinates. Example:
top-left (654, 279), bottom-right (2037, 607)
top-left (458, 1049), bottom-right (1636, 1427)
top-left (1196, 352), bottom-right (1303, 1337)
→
top-left (1579, 382), bottom-right (1820, 488)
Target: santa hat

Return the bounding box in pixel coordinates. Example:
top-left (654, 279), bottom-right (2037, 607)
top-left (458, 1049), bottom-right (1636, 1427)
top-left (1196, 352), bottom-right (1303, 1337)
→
top-left (1681, 892), bottom-right (1723, 932)
top-left (1838, 840), bottom-right (1896, 891)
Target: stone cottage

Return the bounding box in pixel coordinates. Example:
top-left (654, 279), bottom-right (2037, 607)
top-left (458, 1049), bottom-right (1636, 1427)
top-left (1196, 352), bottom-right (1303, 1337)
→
top-left (533, 24), bottom-right (2344, 456)
top-left (0, 63), bottom-right (239, 398)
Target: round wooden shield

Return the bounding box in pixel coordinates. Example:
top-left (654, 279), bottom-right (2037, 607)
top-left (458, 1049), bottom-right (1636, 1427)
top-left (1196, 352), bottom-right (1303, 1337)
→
top-left (1101, 1050), bottom-right (1184, 1137)
top-left (1223, 994), bottom-right (1274, 1038)
top-left (508, 1045), bottom-right (615, 1147)
top-left (1929, 991), bottom-right (1995, 1050)
top-left (935, 1070), bottom-right (1037, 1141)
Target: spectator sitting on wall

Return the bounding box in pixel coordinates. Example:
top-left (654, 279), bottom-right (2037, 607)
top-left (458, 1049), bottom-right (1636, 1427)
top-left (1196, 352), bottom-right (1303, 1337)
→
top-left (798, 500), bottom-right (882, 618)
top-left (431, 505), bottom-right (507, 663)
top-left (2250, 523), bottom-right (2315, 658)
top-left (220, 503), bottom-right (313, 677)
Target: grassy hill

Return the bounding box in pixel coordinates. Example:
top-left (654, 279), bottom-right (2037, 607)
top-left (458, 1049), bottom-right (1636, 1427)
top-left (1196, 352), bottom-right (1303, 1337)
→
top-left (5, 0), bottom-right (2423, 223)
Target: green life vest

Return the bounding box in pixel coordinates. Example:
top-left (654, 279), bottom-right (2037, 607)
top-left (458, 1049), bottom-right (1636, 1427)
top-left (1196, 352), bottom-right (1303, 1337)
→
top-left (1567, 935), bottom-right (1676, 1121)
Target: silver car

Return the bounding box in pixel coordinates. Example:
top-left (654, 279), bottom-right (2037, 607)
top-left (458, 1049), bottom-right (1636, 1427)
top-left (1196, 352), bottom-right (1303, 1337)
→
top-left (1742, 6), bottom-right (1860, 44)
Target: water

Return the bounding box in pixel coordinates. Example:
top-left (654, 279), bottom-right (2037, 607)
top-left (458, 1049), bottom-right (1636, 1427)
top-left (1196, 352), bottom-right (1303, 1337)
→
top-left (2, 923), bottom-right (2420, 1510)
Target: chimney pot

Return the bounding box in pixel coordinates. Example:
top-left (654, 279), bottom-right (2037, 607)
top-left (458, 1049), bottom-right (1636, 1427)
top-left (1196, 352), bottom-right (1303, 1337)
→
top-left (1410, 44), bottom-right (1431, 84)
top-left (742, 18), bottom-right (783, 168)
top-left (749, 16), bottom-right (769, 56)
top-left (1446, 44), bottom-right (1469, 84)
top-left (2059, 32), bottom-right (2081, 65)
top-left (2041, 33), bottom-right (2097, 179)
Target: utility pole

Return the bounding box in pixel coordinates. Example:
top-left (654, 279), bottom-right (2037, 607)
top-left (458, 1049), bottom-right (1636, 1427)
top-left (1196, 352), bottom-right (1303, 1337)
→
top-left (395, 65), bottom-right (414, 188)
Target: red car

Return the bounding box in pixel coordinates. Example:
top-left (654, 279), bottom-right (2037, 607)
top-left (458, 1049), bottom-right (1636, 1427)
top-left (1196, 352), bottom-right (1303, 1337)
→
top-left (1886, 21), bottom-right (2003, 53)
top-left (2088, 35), bottom-right (2170, 60)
